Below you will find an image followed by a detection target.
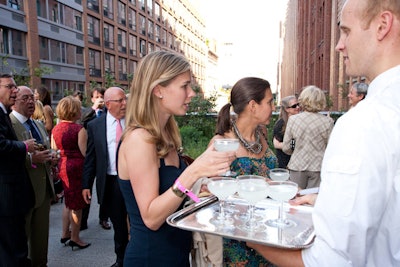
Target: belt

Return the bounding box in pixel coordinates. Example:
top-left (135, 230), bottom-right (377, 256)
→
top-left (106, 174), bottom-right (118, 178)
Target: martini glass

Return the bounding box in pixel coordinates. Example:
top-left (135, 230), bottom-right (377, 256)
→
top-left (207, 177), bottom-right (238, 226)
top-left (214, 139), bottom-right (239, 176)
top-left (266, 181), bottom-right (298, 228)
top-left (237, 175), bottom-right (269, 231)
top-left (269, 168), bottom-right (290, 181)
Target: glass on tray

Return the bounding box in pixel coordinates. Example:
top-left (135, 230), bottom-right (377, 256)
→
top-left (237, 175), bottom-right (269, 231)
top-left (207, 177), bottom-right (238, 227)
top-left (266, 181), bottom-right (298, 228)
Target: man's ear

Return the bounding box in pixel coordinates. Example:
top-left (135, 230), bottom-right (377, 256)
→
top-left (376, 11), bottom-right (393, 41)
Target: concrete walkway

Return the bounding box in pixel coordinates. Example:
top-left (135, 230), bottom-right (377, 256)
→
top-left (47, 192), bottom-right (116, 267)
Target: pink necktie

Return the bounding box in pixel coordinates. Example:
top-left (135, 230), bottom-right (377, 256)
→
top-left (116, 119), bottom-right (122, 149)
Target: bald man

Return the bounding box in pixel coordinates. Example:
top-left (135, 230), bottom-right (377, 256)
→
top-left (82, 87), bottom-right (128, 267)
top-left (10, 86), bottom-right (56, 266)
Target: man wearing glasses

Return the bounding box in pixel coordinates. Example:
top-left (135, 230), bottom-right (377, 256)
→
top-left (10, 86), bottom-right (56, 266)
top-left (82, 87), bottom-right (128, 267)
top-left (0, 74), bottom-right (35, 266)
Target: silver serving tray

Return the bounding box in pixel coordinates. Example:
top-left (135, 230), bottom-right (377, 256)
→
top-left (167, 195), bottom-right (315, 249)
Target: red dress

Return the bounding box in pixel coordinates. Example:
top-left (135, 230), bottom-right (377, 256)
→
top-left (52, 121), bottom-right (87, 210)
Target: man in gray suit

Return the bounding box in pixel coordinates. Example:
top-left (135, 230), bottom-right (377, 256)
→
top-left (0, 74), bottom-right (35, 266)
top-left (10, 86), bottom-right (56, 267)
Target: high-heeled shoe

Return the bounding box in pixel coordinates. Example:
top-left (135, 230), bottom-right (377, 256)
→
top-left (68, 240), bottom-right (91, 251)
top-left (60, 237), bottom-right (70, 246)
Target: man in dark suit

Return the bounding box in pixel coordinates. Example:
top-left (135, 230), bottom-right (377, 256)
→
top-left (10, 86), bottom-right (56, 267)
top-left (80, 86), bottom-right (111, 230)
top-left (0, 74), bottom-right (35, 266)
top-left (82, 87), bottom-right (128, 267)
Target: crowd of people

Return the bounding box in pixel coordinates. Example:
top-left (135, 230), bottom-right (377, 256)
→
top-left (1, 0), bottom-right (399, 266)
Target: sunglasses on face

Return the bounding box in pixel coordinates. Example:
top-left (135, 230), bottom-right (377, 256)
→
top-left (288, 103), bottom-right (300, 109)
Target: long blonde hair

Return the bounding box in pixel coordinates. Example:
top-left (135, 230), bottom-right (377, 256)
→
top-left (125, 51), bottom-right (192, 157)
top-left (32, 100), bottom-right (46, 123)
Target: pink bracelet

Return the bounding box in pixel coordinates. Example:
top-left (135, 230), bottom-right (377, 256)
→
top-left (174, 180), bottom-right (200, 203)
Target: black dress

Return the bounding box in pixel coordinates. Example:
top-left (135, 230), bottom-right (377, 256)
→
top-left (118, 157), bottom-right (191, 267)
top-left (273, 118), bottom-right (291, 168)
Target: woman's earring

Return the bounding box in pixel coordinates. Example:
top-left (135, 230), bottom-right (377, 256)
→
top-left (159, 95), bottom-right (163, 99)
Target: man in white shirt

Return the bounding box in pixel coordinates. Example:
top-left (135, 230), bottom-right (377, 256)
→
top-left (248, 0), bottom-right (400, 266)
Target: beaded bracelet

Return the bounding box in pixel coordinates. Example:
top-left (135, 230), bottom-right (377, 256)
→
top-left (174, 179), bottom-right (200, 203)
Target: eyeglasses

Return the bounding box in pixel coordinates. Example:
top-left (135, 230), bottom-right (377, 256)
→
top-left (16, 95), bottom-right (35, 102)
top-left (0, 84), bottom-right (18, 90)
top-left (288, 103), bottom-right (300, 109)
top-left (107, 97), bottom-right (127, 104)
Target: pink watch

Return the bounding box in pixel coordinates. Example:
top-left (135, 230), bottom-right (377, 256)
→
top-left (174, 180), bottom-right (200, 203)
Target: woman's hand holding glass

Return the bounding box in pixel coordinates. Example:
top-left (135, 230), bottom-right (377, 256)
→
top-left (213, 139), bottom-right (239, 176)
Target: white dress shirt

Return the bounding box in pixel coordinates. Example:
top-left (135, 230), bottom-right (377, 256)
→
top-left (302, 65), bottom-right (400, 266)
top-left (106, 112), bottom-right (125, 175)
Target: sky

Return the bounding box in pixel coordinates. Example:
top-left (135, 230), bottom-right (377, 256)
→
top-left (192, 0), bottom-right (289, 92)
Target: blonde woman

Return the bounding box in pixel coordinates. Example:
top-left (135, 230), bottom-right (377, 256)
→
top-left (117, 51), bottom-right (235, 266)
top-left (282, 85), bottom-right (334, 189)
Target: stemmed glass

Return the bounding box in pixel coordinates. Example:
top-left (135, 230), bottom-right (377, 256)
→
top-left (207, 177), bottom-right (238, 227)
top-left (213, 139), bottom-right (239, 177)
top-left (266, 181), bottom-right (298, 228)
top-left (269, 168), bottom-right (290, 181)
top-left (237, 175), bottom-right (269, 231)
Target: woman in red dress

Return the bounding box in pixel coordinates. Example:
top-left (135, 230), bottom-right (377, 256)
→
top-left (52, 96), bottom-right (90, 250)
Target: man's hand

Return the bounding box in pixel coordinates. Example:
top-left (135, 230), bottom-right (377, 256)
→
top-left (31, 149), bottom-right (52, 164)
top-left (82, 189), bottom-right (92, 204)
top-left (92, 97), bottom-right (104, 110)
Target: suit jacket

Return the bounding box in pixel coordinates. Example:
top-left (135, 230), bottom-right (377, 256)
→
top-left (10, 114), bottom-right (55, 208)
top-left (0, 110), bottom-right (34, 217)
top-left (82, 114), bottom-right (109, 205)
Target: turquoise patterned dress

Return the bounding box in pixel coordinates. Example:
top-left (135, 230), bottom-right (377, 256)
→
top-left (223, 147), bottom-right (278, 267)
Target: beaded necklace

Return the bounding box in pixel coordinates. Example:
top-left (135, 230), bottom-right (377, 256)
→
top-left (231, 120), bottom-right (263, 154)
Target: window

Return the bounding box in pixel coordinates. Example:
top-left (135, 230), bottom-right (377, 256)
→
top-left (128, 34), bottom-right (136, 56)
top-left (139, 38), bottom-right (146, 57)
top-left (155, 3), bottom-right (161, 21)
top-left (140, 15), bottom-right (146, 35)
top-left (148, 21), bottom-right (154, 39)
top-left (103, 0), bottom-right (114, 19)
top-left (128, 8), bottom-right (136, 31)
top-left (0, 27), bottom-right (9, 54)
top-left (117, 1), bottom-right (126, 26)
top-left (118, 57), bottom-right (127, 81)
top-left (105, 53), bottom-right (115, 75)
top-left (11, 30), bottom-right (26, 57)
top-left (118, 29), bottom-right (127, 53)
top-left (103, 23), bottom-right (114, 49)
top-left (87, 0), bottom-right (99, 12)
top-left (129, 60), bottom-right (137, 76)
top-left (89, 49), bottom-right (101, 77)
top-left (50, 39), bottom-right (61, 62)
top-left (9, 0), bottom-right (23, 10)
top-left (87, 16), bottom-right (100, 45)
top-left (37, 0), bottom-right (47, 19)
top-left (147, 0), bottom-right (153, 15)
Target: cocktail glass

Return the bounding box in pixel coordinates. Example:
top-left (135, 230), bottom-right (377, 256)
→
top-left (207, 177), bottom-right (238, 226)
top-left (237, 175), bottom-right (269, 231)
top-left (213, 139), bottom-right (239, 177)
top-left (266, 181), bottom-right (298, 228)
top-left (269, 168), bottom-right (290, 181)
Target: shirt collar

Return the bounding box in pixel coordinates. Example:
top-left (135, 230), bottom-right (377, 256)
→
top-left (11, 110), bottom-right (29, 124)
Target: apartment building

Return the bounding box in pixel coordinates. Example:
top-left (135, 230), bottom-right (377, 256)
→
top-left (0, 0), bottom-right (207, 104)
top-left (279, 0), bottom-right (359, 111)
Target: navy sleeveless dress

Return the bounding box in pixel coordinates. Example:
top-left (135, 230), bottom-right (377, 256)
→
top-left (118, 157), bottom-right (191, 266)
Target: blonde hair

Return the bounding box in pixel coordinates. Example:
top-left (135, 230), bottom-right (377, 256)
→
top-left (32, 100), bottom-right (46, 122)
top-left (298, 85), bottom-right (327, 112)
top-left (56, 96), bottom-right (81, 121)
top-left (125, 51), bottom-right (192, 157)
top-left (362, 0), bottom-right (400, 29)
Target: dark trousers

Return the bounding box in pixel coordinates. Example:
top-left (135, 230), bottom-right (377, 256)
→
top-left (81, 191), bottom-right (109, 227)
top-left (104, 175), bottom-right (128, 264)
top-left (0, 215), bottom-right (31, 267)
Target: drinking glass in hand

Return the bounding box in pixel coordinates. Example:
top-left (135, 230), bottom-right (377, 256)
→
top-left (213, 139), bottom-right (239, 176)
top-left (237, 175), bottom-right (269, 231)
top-left (207, 177), bottom-right (237, 227)
top-left (266, 181), bottom-right (298, 228)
